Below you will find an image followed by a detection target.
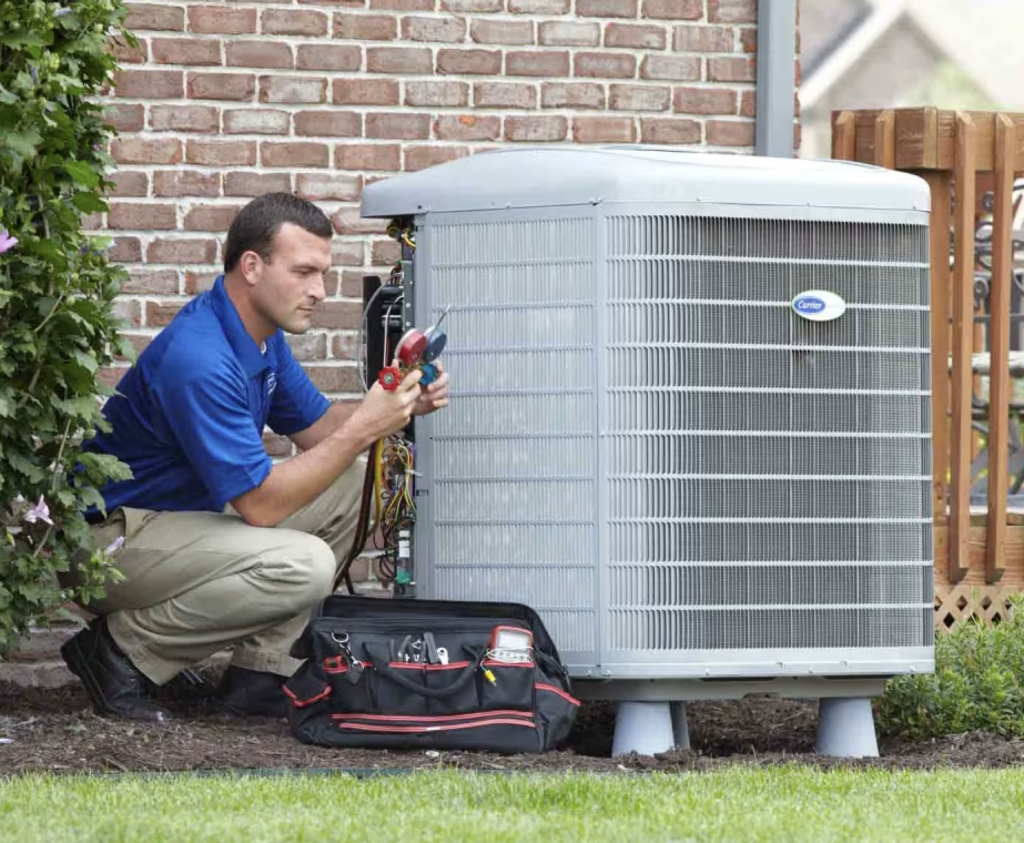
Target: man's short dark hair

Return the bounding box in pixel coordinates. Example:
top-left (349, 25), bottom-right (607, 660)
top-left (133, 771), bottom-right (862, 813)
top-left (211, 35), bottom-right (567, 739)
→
top-left (223, 192), bottom-right (333, 273)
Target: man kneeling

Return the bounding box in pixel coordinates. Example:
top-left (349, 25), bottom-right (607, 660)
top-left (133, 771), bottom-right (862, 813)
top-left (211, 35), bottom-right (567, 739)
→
top-left (61, 193), bottom-right (448, 722)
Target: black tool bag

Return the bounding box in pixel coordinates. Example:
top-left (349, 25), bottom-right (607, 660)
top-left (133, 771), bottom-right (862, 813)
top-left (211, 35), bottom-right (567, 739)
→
top-left (282, 595), bottom-right (580, 753)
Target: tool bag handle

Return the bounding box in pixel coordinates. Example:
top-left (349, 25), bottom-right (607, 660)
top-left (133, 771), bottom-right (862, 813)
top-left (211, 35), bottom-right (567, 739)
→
top-left (363, 644), bottom-right (483, 700)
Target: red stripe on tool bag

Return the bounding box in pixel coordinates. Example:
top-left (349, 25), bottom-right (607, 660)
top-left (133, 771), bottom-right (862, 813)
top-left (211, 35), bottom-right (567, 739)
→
top-left (283, 685), bottom-right (332, 708)
top-left (535, 683), bottom-right (581, 706)
top-left (330, 710), bottom-right (533, 723)
top-left (335, 718), bottom-right (537, 734)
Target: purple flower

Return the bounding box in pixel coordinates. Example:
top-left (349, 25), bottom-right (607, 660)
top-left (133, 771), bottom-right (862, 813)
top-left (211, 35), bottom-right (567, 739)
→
top-left (23, 495), bottom-right (53, 526)
top-left (0, 230), bottom-right (18, 255)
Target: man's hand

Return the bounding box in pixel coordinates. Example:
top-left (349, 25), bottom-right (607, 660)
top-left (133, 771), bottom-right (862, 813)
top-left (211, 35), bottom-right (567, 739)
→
top-left (349, 363), bottom-right (424, 441)
top-left (413, 360), bottom-right (450, 416)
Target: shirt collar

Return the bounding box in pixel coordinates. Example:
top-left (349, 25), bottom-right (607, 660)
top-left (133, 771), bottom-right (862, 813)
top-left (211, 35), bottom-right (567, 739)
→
top-left (209, 276), bottom-right (272, 378)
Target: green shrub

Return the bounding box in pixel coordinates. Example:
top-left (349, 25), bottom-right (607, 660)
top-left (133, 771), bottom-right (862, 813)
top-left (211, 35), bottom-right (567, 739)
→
top-left (0, 0), bottom-right (135, 655)
top-left (878, 595), bottom-right (1024, 740)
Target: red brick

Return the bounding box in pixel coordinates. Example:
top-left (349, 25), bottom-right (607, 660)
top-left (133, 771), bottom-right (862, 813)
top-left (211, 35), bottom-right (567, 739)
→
top-left (334, 13), bottom-right (397, 40)
top-left (605, 23), bottom-right (666, 49)
top-left (509, 0), bottom-right (569, 10)
top-left (642, 0), bottom-right (702, 19)
top-left (150, 104), bottom-right (220, 133)
top-left (366, 113), bottom-right (430, 140)
top-left (740, 89), bottom-right (755, 117)
top-left (369, 0), bottom-right (433, 8)
top-left (294, 110), bottom-right (362, 137)
top-left (186, 139), bottom-right (256, 167)
top-left (574, 52), bottom-right (636, 78)
top-left (641, 54), bottom-right (701, 81)
top-left (405, 81), bottom-right (470, 107)
top-left (305, 364), bottom-right (363, 394)
top-left (111, 137), bottom-right (182, 165)
top-left (334, 78), bottom-right (400, 105)
top-left (505, 116), bottom-right (568, 142)
top-left (506, 50), bottom-right (570, 77)
top-left (332, 241), bottom-right (366, 267)
top-left (403, 16), bottom-right (467, 42)
top-left (371, 239), bottom-right (402, 265)
top-left (440, 0), bottom-right (502, 10)
top-left (108, 203), bottom-right (177, 230)
top-left (335, 143), bottom-right (401, 171)
top-left (709, 0), bottom-right (756, 23)
top-left (184, 205), bottom-right (244, 233)
top-left (126, 3), bottom-right (185, 31)
top-left (338, 270), bottom-right (367, 298)
top-left (148, 238), bottom-right (217, 265)
top-left (110, 237), bottom-right (143, 263)
top-left (286, 334), bottom-right (328, 362)
top-left (367, 46), bottom-right (433, 74)
top-left (541, 82), bottom-right (605, 109)
top-left (259, 76), bottom-right (328, 104)
top-left (674, 86), bottom-right (737, 114)
top-left (110, 171), bottom-right (149, 198)
top-left (104, 103), bottom-right (145, 132)
top-left (112, 300), bottom-right (143, 328)
top-left (151, 38), bottom-right (222, 65)
top-left (109, 35), bottom-right (147, 64)
top-left (296, 172), bottom-right (362, 202)
top-left (223, 108), bottom-right (290, 134)
top-left (539, 21), bottom-right (599, 45)
top-left (262, 9), bottom-right (329, 36)
top-left (707, 119), bottom-right (754, 146)
top-left (437, 49), bottom-right (501, 75)
top-left (474, 82), bottom-right (536, 109)
top-left (261, 142), bottom-right (330, 168)
top-left (124, 269), bottom-right (180, 296)
top-left (113, 69), bottom-right (183, 99)
top-left (184, 272), bottom-right (220, 295)
top-left (225, 172), bottom-right (294, 197)
top-left (708, 56), bottom-right (755, 82)
top-left (297, 44), bottom-right (362, 71)
top-left (152, 171), bottom-right (222, 198)
top-left (471, 19), bottom-right (534, 44)
top-left (610, 84), bottom-right (670, 111)
top-left (740, 27), bottom-right (756, 52)
top-left (640, 117), bottom-right (701, 144)
top-left (405, 145), bottom-right (470, 172)
top-left (434, 114), bottom-right (501, 141)
top-left (146, 301), bottom-right (183, 328)
top-left (227, 42), bottom-right (293, 69)
top-left (573, 117), bottom-right (636, 143)
top-left (187, 72), bottom-right (255, 101)
top-left (578, 0), bottom-right (638, 17)
top-left (673, 25), bottom-right (734, 51)
top-left (188, 6), bottom-right (257, 34)
top-left (310, 301), bottom-right (362, 330)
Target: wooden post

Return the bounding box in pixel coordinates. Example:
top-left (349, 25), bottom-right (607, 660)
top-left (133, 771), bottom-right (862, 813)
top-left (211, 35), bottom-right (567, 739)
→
top-left (948, 112), bottom-right (976, 582)
top-left (925, 171), bottom-right (952, 566)
top-left (874, 110), bottom-right (895, 168)
top-left (831, 111), bottom-right (855, 161)
top-left (986, 115), bottom-right (1016, 584)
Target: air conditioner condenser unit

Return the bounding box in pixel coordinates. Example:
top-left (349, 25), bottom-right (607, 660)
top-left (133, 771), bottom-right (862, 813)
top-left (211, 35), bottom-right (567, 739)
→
top-left (359, 146), bottom-right (935, 758)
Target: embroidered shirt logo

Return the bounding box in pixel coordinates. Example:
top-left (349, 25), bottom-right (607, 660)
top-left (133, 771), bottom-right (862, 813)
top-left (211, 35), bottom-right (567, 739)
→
top-left (266, 372), bottom-right (277, 395)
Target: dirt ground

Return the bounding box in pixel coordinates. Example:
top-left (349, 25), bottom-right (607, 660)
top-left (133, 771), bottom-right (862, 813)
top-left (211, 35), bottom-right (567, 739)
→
top-left (3, 676), bottom-right (1024, 775)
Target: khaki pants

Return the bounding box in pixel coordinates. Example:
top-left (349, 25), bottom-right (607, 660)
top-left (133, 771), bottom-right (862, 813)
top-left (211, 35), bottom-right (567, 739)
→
top-left (73, 458), bottom-right (367, 686)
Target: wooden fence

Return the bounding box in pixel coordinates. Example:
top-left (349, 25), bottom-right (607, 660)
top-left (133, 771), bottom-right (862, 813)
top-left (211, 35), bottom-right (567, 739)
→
top-left (830, 107), bottom-right (1024, 627)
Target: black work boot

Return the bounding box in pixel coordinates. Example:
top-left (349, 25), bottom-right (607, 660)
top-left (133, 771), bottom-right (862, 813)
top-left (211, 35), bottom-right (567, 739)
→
top-left (215, 666), bottom-right (288, 718)
top-left (60, 617), bottom-right (171, 723)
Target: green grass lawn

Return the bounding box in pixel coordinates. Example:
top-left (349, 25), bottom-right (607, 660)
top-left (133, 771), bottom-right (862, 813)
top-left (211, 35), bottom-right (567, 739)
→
top-left (4, 766), bottom-right (1024, 842)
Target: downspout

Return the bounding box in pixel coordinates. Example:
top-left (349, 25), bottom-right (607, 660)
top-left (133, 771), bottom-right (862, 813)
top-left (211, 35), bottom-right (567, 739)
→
top-left (754, 0), bottom-right (798, 157)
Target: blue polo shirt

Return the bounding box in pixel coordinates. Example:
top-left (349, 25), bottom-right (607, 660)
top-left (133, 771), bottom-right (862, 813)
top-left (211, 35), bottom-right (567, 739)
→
top-left (83, 276), bottom-right (330, 514)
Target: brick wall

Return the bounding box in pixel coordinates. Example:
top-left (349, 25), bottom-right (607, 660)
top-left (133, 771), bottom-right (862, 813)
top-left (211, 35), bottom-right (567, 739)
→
top-left (96, 0), bottom-right (764, 578)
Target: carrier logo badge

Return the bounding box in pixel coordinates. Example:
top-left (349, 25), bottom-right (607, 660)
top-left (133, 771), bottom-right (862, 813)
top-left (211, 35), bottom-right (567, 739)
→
top-left (791, 290), bottom-right (846, 322)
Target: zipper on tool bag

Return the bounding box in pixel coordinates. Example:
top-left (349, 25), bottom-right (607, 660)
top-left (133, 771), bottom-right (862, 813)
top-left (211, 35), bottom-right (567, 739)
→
top-left (314, 617), bottom-right (527, 635)
top-left (332, 711), bottom-right (536, 733)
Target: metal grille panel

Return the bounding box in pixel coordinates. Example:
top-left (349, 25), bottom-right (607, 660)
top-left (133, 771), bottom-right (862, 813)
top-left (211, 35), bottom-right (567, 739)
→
top-left (421, 209), bottom-right (932, 673)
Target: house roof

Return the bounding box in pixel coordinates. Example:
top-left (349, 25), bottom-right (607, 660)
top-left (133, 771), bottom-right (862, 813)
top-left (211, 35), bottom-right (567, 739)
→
top-left (802, 0), bottom-right (1024, 112)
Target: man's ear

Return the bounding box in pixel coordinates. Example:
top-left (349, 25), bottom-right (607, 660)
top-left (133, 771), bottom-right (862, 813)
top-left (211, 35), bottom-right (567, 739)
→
top-left (238, 250), bottom-right (262, 286)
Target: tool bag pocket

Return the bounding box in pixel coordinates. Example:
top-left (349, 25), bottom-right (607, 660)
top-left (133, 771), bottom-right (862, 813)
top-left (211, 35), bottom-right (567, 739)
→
top-left (283, 596), bottom-right (579, 754)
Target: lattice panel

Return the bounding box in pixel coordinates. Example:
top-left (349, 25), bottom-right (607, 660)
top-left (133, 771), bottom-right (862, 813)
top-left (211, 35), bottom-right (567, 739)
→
top-left (934, 584), bottom-right (1020, 628)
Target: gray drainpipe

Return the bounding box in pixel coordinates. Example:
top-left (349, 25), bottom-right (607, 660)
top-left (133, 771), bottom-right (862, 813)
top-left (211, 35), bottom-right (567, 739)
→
top-left (755, 0), bottom-right (798, 157)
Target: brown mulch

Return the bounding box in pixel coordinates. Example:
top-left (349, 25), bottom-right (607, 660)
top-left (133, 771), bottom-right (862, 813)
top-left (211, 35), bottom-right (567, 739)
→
top-left (2, 678), bottom-right (1023, 775)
